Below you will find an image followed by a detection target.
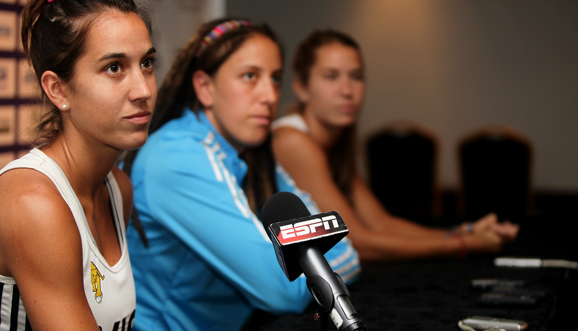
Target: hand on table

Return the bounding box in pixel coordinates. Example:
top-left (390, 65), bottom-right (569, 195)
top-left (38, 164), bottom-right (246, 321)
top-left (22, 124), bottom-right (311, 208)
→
top-left (473, 213), bottom-right (519, 240)
top-left (462, 213), bottom-right (520, 253)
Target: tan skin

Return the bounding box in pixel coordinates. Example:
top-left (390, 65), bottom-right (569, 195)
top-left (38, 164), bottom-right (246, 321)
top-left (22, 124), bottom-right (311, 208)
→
top-left (0, 11), bottom-right (156, 330)
top-left (193, 33), bottom-right (283, 153)
top-left (273, 42), bottom-right (519, 261)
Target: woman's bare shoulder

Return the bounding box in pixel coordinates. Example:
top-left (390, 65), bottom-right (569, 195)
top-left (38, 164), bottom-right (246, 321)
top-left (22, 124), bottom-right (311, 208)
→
top-left (0, 168), bottom-right (80, 276)
top-left (272, 126), bottom-right (325, 160)
top-left (0, 167), bottom-right (68, 216)
top-left (272, 126), bottom-right (334, 191)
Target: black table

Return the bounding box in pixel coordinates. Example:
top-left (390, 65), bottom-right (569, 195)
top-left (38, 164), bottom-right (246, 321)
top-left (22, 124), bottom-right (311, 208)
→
top-left (262, 216), bottom-right (576, 330)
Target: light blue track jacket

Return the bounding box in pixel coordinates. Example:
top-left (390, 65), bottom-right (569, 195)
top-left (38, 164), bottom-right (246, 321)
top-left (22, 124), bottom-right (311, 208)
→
top-left (127, 109), bottom-right (361, 331)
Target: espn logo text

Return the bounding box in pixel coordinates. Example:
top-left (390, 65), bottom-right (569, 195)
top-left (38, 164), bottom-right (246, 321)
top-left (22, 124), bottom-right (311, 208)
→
top-left (279, 215), bottom-right (339, 240)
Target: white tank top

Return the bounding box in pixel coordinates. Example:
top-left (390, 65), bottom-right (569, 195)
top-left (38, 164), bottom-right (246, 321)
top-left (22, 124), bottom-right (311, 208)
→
top-left (272, 113), bottom-right (310, 133)
top-left (0, 148), bottom-right (136, 331)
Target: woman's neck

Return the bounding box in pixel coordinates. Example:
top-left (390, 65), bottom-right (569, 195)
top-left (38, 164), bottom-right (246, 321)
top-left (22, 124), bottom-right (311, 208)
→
top-left (204, 109), bottom-right (246, 154)
top-left (41, 133), bottom-right (119, 198)
top-left (301, 110), bottom-right (345, 152)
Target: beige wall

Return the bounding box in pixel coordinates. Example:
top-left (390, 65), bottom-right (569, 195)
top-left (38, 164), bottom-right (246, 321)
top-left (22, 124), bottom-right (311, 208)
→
top-left (138, 0), bottom-right (225, 84)
top-left (227, 0), bottom-right (578, 192)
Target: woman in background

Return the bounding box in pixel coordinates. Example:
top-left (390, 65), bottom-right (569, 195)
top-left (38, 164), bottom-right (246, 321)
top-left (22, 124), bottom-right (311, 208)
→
top-left (272, 29), bottom-right (519, 261)
top-left (122, 19), bottom-right (359, 331)
top-left (0, 0), bottom-right (156, 330)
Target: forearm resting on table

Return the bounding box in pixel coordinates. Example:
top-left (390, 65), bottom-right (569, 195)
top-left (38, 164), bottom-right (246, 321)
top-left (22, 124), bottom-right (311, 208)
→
top-left (348, 227), bottom-right (468, 262)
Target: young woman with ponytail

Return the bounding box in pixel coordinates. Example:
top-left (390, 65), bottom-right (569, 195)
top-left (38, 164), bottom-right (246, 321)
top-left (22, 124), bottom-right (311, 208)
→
top-left (272, 29), bottom-right (519, 262)
top-left (122, 19), bottom-right (360, 331)
top-left (0, 0), bottom-right (156, 330)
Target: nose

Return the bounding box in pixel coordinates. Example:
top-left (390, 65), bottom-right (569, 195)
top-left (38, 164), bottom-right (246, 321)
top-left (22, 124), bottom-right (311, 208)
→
top-left (128, 69), bottom-right (155, 102)
top-left (340, 77), bottom-right (353, 98)
top-left (260, 79), bottom-right (279, 106)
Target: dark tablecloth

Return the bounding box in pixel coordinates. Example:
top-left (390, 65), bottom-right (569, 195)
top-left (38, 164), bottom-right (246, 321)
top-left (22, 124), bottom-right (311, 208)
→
top-left (261, 216), bottom-right (576, 330)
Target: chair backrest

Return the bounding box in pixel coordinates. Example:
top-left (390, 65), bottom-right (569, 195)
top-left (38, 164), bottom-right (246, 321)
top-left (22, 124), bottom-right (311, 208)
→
top-left (366, 121), bottom-right (440, 223)
top-left (458, 125), bottom-right (533, 220)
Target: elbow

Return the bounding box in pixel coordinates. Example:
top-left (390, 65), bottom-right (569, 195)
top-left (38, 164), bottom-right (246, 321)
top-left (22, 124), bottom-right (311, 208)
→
top-left (345, 235), bottom-right (384, 262)
top-left (355, 245), bottom-right (386, 262)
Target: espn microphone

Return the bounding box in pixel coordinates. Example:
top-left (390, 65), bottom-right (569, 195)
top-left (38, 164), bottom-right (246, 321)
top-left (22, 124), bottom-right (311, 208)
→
top-left (261, 192), bottom-right (365, 331)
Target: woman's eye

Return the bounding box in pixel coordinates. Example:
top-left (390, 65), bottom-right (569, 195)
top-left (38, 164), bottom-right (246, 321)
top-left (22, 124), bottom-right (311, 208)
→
top-left (243, 72), bottom-right (257, 81)
top-left (142, 57), bottom-right (156, 70)
top-left (272, 74), bottom-right (283, 86)
top-left (324, 74), bottom-right (337, 80)
top-left (106, 63), bottom-right (123, 75)
top-left (351, 71), bottom-right (364, 81)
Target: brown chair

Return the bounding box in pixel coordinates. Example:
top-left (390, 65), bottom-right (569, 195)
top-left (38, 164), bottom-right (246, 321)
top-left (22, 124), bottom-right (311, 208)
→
top-left (457, 124), bottom-right (534, 220)
top-left (366, 120), bottom-right (441, 224)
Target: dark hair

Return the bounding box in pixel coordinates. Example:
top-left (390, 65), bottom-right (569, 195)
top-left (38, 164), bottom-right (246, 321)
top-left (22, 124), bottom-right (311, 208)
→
top-left (292, 29), bottom-right (360, 87)
top-left (122, 18), bottom-right (283, 245)
top-left (149, 18), bottom-right (282, 134)
top-left (21, 0), bottom-right (152, 146)
top-left (292, 29), bottom-right (363, 203)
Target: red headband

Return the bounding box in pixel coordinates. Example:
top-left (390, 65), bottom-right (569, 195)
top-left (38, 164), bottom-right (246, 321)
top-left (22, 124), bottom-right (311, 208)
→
top-left (195, 20), bottom-right (252, 58)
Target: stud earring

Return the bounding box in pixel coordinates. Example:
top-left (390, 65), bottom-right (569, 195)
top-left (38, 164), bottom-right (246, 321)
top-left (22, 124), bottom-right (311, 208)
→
top-left (62, 105), bottom-right (68, 110)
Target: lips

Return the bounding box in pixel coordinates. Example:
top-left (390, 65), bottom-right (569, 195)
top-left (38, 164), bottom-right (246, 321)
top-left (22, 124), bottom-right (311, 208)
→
top-left (124, 111), bottom-right (152, 124)
top-left (252, 115), bottom-right (271, 126)
top-left (337, 104), bottom-right (357, 113)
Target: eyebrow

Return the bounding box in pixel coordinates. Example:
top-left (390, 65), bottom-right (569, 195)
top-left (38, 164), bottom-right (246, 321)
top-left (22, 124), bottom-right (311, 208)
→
top-left (319, 66), bottom-right (362, 73)
top-left (241, 65), bottom-right (263, 72)
top-left (99, 47), bottom-right (156, 62)
top-left (321, 67), bottom-right (338, 71)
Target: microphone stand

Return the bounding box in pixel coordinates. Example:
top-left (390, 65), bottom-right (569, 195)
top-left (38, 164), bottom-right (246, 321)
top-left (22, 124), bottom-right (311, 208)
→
top-left (300, 245), bottom-right (366, 331)
top-left (312, 310), bottom-right (330, 331)
top-left (307, 272), bottom-right (333, 331)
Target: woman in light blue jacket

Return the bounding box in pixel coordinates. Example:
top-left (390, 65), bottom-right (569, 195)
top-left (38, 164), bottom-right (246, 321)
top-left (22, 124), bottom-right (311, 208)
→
top-left (122, 19), bottom-right (360, 331)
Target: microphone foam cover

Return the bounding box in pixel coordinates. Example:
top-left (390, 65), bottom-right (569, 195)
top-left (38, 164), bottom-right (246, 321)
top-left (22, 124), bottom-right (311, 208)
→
top-left (261, 191), bottom-right (311, 229)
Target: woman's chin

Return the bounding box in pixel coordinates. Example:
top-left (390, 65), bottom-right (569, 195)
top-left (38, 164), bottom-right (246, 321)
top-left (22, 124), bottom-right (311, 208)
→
top-left (330, 116), bottom-right (357, 129)
top-left (244, 137), bottom-right (269, 148)
top-left (112, 134), bottom-right (149, 151)
top-left (229, 133), bottom-right (270, 152)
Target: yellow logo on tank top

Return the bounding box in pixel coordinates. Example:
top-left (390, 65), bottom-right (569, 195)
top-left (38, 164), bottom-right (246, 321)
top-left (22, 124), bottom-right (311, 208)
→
top-left (90, 261), bottom-right (105, 304)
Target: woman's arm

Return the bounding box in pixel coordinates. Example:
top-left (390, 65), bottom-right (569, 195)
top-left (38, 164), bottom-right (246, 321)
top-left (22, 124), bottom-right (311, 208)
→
top-left (352, 177), bottom-right (518, 242)
top-left (272, 127), bottom-right (508, 261)
top-left (275, 165), bottom-right (361, 284)
top-left (136, 139), bottom-right (315, 314)
top-left (0, 169), bottom-right (100, 331)
top-left (351, 173), bottom-right (446, 237)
